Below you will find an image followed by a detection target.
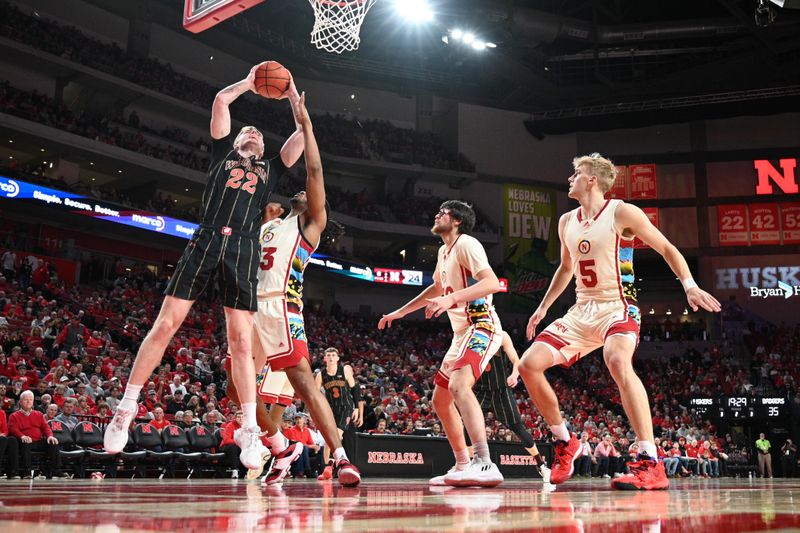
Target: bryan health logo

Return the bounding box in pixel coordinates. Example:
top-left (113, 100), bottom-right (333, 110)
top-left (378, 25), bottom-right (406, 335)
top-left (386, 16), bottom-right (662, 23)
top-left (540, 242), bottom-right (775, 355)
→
top-left (0, 178), bottom-right (20, 198)
top-left (750, 280), bottom-right (799, 299)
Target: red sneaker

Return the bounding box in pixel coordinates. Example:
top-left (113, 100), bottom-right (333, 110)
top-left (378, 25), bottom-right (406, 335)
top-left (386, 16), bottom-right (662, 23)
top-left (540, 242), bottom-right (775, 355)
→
top-left (335, 459), bottom-right (361, 487)
top-left (317, 464), bottom-right (334, 481)
top-left (611, 456), bottom-right (669, 490)
top-left (549, 436), bottom-right (580, 485)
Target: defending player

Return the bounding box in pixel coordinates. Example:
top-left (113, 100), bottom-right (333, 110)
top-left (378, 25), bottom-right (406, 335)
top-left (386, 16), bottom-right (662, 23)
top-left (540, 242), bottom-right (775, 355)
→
top-left (517, 153), bottom-right (721, 489)
top-left (104, 65), bottom-right (305, 471)
top-left (315, 347), bottom-right (364, 480)
top-left (223, 201), bottom-right (295, 479)
top-left (252, 93), bottom-right (361, 487)
top-left (475, 331), bottom-right (550, 483)
top-left (379, 201), bottom-right (504, 488)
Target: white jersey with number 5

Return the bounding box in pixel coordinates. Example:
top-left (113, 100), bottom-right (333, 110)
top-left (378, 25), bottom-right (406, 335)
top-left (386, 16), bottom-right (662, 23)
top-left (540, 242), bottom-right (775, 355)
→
top-left (257, 214), bottom-right (315, 308)
top-left (564, 198), bottom-right (637, 305)
top-left (434, 233), bottom-right (500, 333)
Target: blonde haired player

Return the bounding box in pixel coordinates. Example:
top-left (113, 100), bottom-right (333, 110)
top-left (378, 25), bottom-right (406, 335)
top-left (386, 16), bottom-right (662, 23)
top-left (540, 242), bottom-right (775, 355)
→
top-left (379, 200), bottom-right (504, 487)
top-left (517, 153), bottom-right (721, 489)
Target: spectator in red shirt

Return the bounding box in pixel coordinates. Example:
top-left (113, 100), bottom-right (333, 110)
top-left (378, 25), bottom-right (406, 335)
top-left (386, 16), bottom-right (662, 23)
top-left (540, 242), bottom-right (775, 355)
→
top-left (7, 390), bottom-right (65, 479)
top-left (53, 315), bottom-right (90, 352)
top-left (0, 407), bottom-right (10, 478)
top-left (219, 411), bottom-right (245, 477)
top-left (284, 414), bottom-right (318, 478)
top-left (149, 406), bottom-right (171, 433)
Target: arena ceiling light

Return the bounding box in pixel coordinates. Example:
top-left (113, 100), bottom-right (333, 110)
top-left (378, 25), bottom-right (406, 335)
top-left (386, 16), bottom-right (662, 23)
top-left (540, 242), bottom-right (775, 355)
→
top-left (393, 0), bottom-right (434, 23)
top-left (444, 29), bottom-right (496, 52)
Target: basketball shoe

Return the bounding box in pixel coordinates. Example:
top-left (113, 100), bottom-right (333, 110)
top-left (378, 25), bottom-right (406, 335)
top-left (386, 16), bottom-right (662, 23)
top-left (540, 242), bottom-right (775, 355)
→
top-left (538, 464), bottom-right (552, 484)
top-left (549, 436), bottom-right (580, 485)
top-left (429, 463), bottom-right (468, 486)
top-left (335, 458), bottom-right (361, 487)
top-left (235, 426), bottom-right (269, 470)
top-left (263, 442), bottom-right (304, 486)
top-left (444, 459), bottom-right (504, 488)
top-left (103, 406), bottom-right (135, 453)
top-left (246, 448), bottom-right (272, 480)
top-left (611, 454), bottom-right (669, 490)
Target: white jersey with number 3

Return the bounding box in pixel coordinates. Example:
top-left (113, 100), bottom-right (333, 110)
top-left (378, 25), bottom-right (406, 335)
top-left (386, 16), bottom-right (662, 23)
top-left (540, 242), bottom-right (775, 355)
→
top-left (564, 198), bottom-right (636, 304)
top-left (434, 233), bottom-right (500, 333)
top-left (257, 214), bottom-right (315, 305)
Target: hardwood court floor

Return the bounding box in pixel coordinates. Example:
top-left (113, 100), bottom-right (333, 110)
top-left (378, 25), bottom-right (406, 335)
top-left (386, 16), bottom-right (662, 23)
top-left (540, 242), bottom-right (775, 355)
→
top-left (1, 477), bottom-right (799, 532)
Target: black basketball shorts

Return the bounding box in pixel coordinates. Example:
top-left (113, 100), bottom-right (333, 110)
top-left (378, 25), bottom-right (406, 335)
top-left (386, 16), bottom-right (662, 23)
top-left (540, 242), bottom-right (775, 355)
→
top-left (164, 226), bottom-right (259, 311)
top-left (332, 405), bottom-right (354, 431)
top-left (475, 387), bottom-right (523, 428)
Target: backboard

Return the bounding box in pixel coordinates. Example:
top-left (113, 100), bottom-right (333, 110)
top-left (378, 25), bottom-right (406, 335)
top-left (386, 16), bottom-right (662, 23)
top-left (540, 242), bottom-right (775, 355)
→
top-left (183, 0), bottom-right (266, 33)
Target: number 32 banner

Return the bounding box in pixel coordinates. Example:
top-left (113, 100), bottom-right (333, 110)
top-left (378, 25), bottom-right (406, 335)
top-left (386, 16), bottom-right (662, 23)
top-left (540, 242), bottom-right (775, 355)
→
top-left (718, 204), bottom-right (749, 246)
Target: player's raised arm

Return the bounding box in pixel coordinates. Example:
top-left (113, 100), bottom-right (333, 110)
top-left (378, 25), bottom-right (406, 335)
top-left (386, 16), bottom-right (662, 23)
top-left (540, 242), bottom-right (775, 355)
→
top-left (295, 93), bottom-right (327, 238)
top-left (280, 78), bottom-right (305, 168)
top-left (616, 203), bottom-right (721, 313)
top-left (211, 66), bottom-right (257, 139)
top-left (526, 213), bottom-right (574, 340)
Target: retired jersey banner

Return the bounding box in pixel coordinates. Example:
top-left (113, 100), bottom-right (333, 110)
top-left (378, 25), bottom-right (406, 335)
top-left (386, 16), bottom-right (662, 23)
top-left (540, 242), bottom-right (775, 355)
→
top-left (629, 164), bottom-right (658, 199)
top-left (718, 204), bottom-right (749, 246)
top-left (634, 208), bottom-right (659, 249)
top-left (748, 204), bottom-right (780, 245)
top-left (780, 203), bottom-right (800, 245)
top-left (606, 165), bottom-right (628, 199)
top-left (503, 184), bottom-right (558, 311)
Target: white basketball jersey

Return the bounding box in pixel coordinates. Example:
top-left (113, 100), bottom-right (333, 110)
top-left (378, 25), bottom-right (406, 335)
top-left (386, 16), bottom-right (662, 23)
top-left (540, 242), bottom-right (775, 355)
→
top-left (564, 198), bottom-right (636, 304)
top-left (434, 233), bottom-right (499, 332)
top-left (257, 214), bottom-right (316, 303)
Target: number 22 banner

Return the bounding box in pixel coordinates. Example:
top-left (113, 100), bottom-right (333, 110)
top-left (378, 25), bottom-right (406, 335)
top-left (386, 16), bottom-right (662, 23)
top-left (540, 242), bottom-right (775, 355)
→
top-left (717, 204), bottom-right (749, 246)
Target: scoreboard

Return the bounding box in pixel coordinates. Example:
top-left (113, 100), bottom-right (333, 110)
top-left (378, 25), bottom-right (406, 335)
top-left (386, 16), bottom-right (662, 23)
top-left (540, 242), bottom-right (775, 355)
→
top-left (688, 396), bottom-right (788, 420)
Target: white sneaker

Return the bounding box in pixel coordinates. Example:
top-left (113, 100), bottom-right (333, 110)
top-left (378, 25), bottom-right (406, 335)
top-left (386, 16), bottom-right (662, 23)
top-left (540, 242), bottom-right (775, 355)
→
top-left (246, 449), bottom-right (272, 480)
top-left (444, 460), bottom-right (504, 488)
top-left (539, 464), bottom-right (551, 484)
top-left (235, 426), bottom-right (268, 470)
top-left (430, 463), bottom-right (467, 486)
top-left (103, 406), bottom-right (135, 453)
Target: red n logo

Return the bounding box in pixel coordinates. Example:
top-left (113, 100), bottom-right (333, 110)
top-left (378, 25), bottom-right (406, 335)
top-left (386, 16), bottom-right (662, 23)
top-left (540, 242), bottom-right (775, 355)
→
top-left (755, 159), bottom-right (798, 195)
top-left (82, 422), bottom-right (93, 433)
top-left (142, 424), bottom-right (152, 434)
top-left (52, 421), bottom-right (62, 431)
top-left (169, 426), bottom-right (179, 436)
top-left (197, 427), bottom-right (206, 436)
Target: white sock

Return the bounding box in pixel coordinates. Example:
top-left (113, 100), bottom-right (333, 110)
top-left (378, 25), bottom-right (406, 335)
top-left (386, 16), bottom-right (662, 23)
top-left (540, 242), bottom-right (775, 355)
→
top-left (241, 402), bottom-right (257, 429)
top-left (472, 441), bottom-right (491, 463)
top-left (639, 440), bottom-right (658, 459)
top-left (267, 431), bottom-right (288, 454)
top-left (454, 448), bottom-right (470, 467)
top-left (549, 423), bottom-right (571, 442)
top-left (119, 384), bottom-right (142, 411)
top-left (334, 447), bottom-right (348, 463)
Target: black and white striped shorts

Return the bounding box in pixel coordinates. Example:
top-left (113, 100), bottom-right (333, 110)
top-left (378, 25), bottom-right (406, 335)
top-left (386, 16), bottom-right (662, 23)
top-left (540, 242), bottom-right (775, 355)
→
top-left (164, 226), bottom-right (259, 311)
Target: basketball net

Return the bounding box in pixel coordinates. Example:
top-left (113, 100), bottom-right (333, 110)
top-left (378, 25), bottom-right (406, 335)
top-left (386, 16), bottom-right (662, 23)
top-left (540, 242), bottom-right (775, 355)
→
top-left (308, 0), bottom-right (376, 54)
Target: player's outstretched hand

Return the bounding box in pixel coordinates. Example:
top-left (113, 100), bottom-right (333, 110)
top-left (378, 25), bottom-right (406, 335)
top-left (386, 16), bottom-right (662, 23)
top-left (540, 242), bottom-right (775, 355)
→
top-left (292, 91), bottom-right (310, 126)
top-left (246, 64), bottom-right (258, 94)
top-left (425, 294), bottom-right (455, 319)
top-left (686, 287), bottom-right (722, 313)
top-left (526, 306), bottom-right (547, 341)
top-left (351, 408), bottom-right (362, 427)
top-left (378, 311), bottom-right (403, 329)
top-left (507, 368), bottom-right (520, 388)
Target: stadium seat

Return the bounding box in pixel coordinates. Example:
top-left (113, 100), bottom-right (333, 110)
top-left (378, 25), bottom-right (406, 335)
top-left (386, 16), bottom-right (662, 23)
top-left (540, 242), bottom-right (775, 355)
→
top-left (132, 423), bottom-right (174, 478)
top-left (73, 421), bottom-right (117, 478)
top-left (187, 425), bottom-right (225, 477)
top-left (162, 425), bottom-right (202, 478)
top-left (120, 431), bottom-right (147, 478)
top-left (48, 420), bottom-right (85, 476)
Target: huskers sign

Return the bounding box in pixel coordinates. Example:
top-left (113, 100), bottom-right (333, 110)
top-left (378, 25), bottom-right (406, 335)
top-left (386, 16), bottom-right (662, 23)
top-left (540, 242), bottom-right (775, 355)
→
top-left (503, 184), bottom-right (558, 311)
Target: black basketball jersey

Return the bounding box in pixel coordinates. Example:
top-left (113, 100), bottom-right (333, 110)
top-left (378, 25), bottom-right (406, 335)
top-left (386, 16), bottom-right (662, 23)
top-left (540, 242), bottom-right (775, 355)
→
top-left (321, 364), bottom-right (354, 413)
top-left (475, 350), bottom-right (512, 392)
top-left (200, 133), bottom-right (286, 235)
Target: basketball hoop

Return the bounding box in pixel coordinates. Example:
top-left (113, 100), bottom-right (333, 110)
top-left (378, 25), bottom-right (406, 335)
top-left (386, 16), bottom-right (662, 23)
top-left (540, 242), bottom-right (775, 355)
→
top-left (308, 0), bottom-right (376, 54)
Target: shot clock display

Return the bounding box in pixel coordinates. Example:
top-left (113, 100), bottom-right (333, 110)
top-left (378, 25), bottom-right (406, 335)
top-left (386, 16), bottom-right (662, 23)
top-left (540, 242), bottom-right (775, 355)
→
top-left (688, 396), bottom-right (787, 420)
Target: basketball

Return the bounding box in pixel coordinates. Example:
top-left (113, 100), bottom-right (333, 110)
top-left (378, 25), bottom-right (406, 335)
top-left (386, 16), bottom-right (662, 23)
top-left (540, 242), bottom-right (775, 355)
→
top-left (254, 61), bottom-right (291, 99)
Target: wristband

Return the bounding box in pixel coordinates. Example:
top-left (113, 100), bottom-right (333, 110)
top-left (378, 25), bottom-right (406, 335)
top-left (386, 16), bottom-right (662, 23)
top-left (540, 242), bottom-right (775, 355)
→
top-left (681, 278), bottom-right (698, 291)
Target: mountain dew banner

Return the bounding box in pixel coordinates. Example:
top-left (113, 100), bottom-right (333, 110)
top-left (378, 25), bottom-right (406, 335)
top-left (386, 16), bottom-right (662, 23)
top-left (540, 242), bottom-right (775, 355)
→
top-left (503, 184), bottom-right (559, 312)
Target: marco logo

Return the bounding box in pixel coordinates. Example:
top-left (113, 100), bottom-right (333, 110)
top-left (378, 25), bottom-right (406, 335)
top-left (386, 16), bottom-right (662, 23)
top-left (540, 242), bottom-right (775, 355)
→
top-left (750, 280), bottom-right (799, 299)
top-left (0, 179), bottom-right (20, 198)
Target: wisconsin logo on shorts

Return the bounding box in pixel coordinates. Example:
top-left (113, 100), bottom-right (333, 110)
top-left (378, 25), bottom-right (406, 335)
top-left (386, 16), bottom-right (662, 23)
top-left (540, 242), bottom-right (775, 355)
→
top-left (578, 239), bottom-right (591, 254)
